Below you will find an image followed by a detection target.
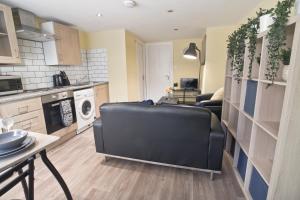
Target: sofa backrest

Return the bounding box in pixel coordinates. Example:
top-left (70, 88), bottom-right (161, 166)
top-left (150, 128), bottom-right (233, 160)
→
top-left (100, 103), bottom-right (212, 168)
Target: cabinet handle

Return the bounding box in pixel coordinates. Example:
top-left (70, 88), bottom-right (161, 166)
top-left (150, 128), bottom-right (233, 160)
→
top-left (18, 106), bottom-right (29, 114)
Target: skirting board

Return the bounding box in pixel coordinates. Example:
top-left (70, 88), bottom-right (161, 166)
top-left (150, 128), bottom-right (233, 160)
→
top-left (101, 153), bottom-right (222, 178)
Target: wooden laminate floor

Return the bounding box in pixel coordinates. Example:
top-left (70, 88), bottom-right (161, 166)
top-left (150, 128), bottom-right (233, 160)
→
top-left (2, 128), bottom-right (245, 200)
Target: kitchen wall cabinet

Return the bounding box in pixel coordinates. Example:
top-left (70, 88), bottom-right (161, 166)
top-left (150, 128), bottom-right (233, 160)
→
top-left (41, 21), bottom-right (81, 65)
top-left (94, 83), bottom-right (109, 118)
top-left (0, 97), bottom-right (47, 134)
top-left (0, 3), bottom-right (20, 64)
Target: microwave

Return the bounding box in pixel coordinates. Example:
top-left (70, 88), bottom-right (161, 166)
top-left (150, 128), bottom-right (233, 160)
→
top-left (0, 75), bottom-right (23, 96)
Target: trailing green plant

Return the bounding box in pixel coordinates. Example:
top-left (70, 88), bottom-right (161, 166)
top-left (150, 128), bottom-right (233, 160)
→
top-left (246, 8), bottom-right (273, 79)
top-left (280, 48), bottom-right (292, 65)
top-left (256, 56), bottom-right (261, 65)
top-left (266, 0), bottom-right (295, 84)
top-left (227, 24), bottom-right (248, 82)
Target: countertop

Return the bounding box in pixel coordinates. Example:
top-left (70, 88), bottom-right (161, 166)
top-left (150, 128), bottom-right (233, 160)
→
top-left (0, 81), bottom-right (108, 104)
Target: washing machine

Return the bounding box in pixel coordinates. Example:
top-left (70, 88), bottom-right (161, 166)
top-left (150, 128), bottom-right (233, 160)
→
top-left (74, 88), bottom-right (96, 134)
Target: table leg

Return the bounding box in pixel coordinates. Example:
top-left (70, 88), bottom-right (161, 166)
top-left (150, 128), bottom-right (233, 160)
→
top-left (40, 150), bottom-right (73, 200)
top-left (17, 169), bottom-right (29, 200)
top-left (28, 158), bottom-right (34, 200)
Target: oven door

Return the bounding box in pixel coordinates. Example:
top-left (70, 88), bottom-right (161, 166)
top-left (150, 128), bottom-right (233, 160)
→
top-left (43, 98), bottom-right (76, 134)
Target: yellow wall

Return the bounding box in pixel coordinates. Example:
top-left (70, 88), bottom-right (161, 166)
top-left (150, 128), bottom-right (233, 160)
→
top-left (202, 26), bottom-right (236, 93)
top-left (172, 38), bottom-right (202, 88)
top-left (202, 0), bottom-right (279, 93)
top-left (79, 31), bottom-right (88, 49)
top-left (125, 31), bottom-right (142, 101)
top-left (85, 29), bottom-right (128, 102)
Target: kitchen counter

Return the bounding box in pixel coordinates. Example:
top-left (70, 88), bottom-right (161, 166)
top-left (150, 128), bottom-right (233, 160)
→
top-left (0, 82), bottom-right (108, 104)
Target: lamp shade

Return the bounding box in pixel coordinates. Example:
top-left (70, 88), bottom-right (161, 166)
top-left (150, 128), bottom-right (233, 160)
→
top-left (183, 43), bottom-right (198, 60)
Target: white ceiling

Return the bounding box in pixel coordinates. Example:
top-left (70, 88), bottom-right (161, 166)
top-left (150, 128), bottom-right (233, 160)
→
top-left (1, 0), bottom-right (262, 42)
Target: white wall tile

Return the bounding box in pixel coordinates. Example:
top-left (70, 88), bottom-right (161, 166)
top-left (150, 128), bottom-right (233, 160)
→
top-left (0, 39), bottom-right (108, 90)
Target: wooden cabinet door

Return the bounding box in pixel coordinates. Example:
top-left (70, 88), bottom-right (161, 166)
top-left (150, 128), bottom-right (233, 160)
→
top-left (54, 23), bottom-right (81, 65)
top-left (0, 3), bottom-right (20, 64)
top-left (94, 84), bottom-right (109, 118)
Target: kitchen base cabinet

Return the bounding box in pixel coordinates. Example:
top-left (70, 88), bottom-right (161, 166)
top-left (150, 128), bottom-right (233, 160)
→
top-left (0, 97), bottom-right (47, 134)
top-left (94, 83), bottom-right (109, 118)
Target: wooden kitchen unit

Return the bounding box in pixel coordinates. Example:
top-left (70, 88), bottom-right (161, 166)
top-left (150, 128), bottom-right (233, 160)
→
top-left (41, 21), bottom-right (81, 65)
top-left (0, 3), bottom-right (20, 64)
top-left (0, 97), bottom-right (47, 134)
top-left (94, 83), bottom-right (109, 118)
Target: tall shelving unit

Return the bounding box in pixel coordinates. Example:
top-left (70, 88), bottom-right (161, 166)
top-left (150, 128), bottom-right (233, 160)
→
top-left (222, 16), bottom-right (300, 200)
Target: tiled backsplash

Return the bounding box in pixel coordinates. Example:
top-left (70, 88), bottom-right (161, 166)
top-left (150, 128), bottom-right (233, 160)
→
top-left (0, 39), bottom-right (108, 90)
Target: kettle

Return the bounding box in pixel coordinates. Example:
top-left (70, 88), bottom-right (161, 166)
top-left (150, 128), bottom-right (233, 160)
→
top-left (53, 74), bottom-right (63, 87)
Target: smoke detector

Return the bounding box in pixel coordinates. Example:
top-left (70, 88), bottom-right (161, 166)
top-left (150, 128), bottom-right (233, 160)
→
top-left (123, 0), bottom-right (136, 8)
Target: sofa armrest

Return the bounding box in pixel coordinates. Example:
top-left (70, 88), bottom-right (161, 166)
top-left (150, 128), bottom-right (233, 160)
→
top-left (93, 118), bottom-right (105, 153)
top-left (196, 93), bottom-right (214, 102)
top-left (196, 100), bottom-right (223, 107)
top-left (208, 114), bottom-right (225, 171)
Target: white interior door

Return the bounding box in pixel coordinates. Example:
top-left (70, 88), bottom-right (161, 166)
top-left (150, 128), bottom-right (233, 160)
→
top-left (136, 41), bottom-right (146, 100)
top-left (145, 42), bottom-right (173, 102)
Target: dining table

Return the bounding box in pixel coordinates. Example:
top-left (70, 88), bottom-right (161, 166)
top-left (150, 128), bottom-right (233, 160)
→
top-left (0, 131), bottom-right (73, 200)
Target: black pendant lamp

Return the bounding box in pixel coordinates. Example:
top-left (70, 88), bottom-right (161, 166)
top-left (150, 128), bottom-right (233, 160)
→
top-left (183, 43), bottom-right (200, 60)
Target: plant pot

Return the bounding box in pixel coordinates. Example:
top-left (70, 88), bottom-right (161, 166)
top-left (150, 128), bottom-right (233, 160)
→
top-left (282, 65), bottom-right (290, 81)
top-left (259, 14), bottom-right (274, 33)
top-left (296, 0), bottom-right (300, 15)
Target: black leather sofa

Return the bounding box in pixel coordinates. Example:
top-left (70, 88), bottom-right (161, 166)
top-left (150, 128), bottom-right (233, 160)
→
top-left (195, 93), bottom-right (223, 120)
top-left (93, 103), bottom-right (225, 172)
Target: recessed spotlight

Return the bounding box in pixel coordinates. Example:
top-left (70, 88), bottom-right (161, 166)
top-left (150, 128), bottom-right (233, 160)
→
top-left (96, 12), bottom-right (103, 17)
top-left (123, 0), bottom-right (136, 8)
top-left (173, 28), bottom-right (179, 31)
top-left (167, 9), bottom-right (174, 13)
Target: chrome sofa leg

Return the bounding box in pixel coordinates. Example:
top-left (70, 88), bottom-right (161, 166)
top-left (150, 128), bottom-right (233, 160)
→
top-left (210, 172), bottom-right (214, 180)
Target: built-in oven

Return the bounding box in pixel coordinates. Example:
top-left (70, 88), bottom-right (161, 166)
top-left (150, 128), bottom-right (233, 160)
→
top-left (42, 91), bottom-right (76, 134)
top-left (0, 75), bottom-right (23, 96)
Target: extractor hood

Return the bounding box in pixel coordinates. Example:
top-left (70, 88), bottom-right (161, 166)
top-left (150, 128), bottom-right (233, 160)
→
top-left (12, 8), bottom-right (55, 42)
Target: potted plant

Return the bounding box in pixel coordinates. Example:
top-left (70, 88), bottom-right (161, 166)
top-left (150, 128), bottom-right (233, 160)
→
top-left (259, 8), bottom-right (274, 33)
top-left (280, 48), bottom-right (292, 81)
top-left (246, 9), bottom-right (272, 79)
top-left (266, 0), bottom-right (295, 84)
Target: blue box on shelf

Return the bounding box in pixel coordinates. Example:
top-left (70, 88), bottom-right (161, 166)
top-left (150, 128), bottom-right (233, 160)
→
top-left (249, 167), bottom-right (268, 200)
top-left (237, 149), bottom-right (247, 181)
top-left (244, 80), bottom-right (258, 117)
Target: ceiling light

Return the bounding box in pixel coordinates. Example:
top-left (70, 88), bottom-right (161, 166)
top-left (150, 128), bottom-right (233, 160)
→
top-left (173, 28), bottom-right (179, 31)
top-left (123, 0), bottom-right (136, 8)
top-left (96, 12), bottom-right (103, 17)
top-left (167, 10), bottom-right (174, 13)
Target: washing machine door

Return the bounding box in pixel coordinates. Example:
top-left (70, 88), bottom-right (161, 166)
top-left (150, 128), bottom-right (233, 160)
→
top-left (79, 99), bottom-right (94, 119)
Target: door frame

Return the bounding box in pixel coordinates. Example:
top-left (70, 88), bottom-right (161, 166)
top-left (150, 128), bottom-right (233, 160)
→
top-left (145, 42), bottom-right (173, 100)
top-left (136, 40), bottom-right (147, 100)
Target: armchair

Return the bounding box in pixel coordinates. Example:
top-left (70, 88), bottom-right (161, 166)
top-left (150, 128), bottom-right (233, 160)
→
top-left (195, 93), bottom-right (223, 120)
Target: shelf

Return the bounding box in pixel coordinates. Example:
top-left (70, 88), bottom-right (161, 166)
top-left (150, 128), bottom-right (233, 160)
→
top-left (240, 110), bottom-right (253, 121)
top-left (237, 113), bottom-right (253, 154)
top-left (222, 101), bottom-right (230, 123)
top-left (260, 79), bottom-right (287, 86)
top-left (231, 102), bottom-right (240, 110)
top-left (224, 77), bottom-right (232, 101)
top-left (255, 82), bottom-right (285, 126)
top-left (230, 80), bottom-right (242, 105)
top-left (250, 157), bottom-right (272, 185)
top-left (255, 121), bottom-right (279, 140)
top-left (250, 125), bottom-right (276, 184)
